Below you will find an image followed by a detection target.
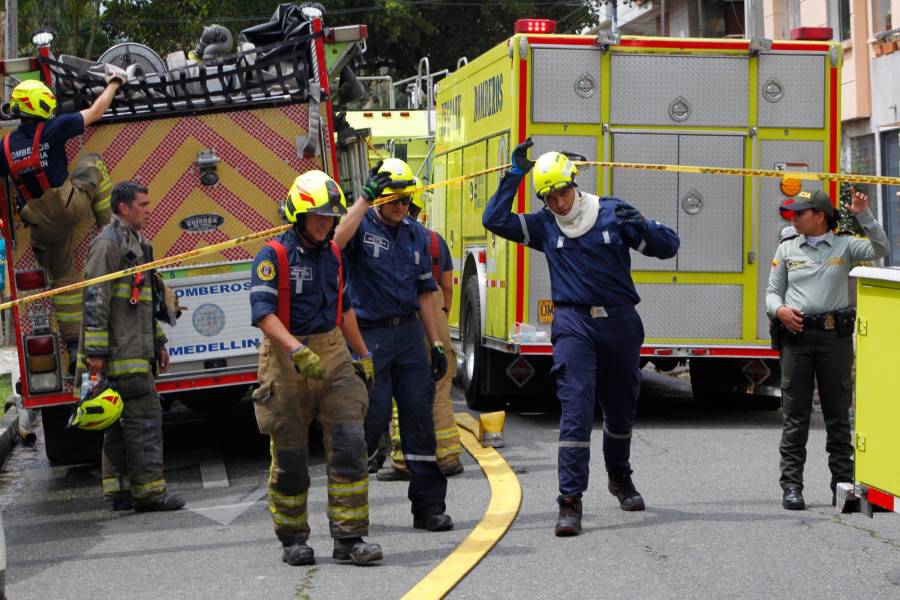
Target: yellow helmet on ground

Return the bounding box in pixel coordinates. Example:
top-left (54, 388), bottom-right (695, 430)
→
top-left (532, 151), bottom-right (578, 198)
top-left (10, 80), bottom-right (56, 120)
top-left (376, 158), bottom-right (416, 197)
top-left (284, 169), bottom-right (347, 223)
top-left (68, 384), bottom-right (124, 430)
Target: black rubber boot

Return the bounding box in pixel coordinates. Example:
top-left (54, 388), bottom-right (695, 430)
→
top-left (109, 492), bottom-right (133, 512)
top-left (376, 466), bottom-right (410, 481)
top-left (782, 485), bottom-right (805, 510)
top-left (441, 461), bottom-right (465, 477)
top-left (333, 537), bottom-right (383, 565)
top-left (66, 342), bottom-right (79, 378)
top-left (134, 493), bottom-right (185, 512)
top-left (282, 542), bottom-right (315, 566)
top-left (413, 512), bottom-right (454, 532)
top-left (608, 472), bottom-right (646, 511)
top-left (555, 496), bottom-right (582, 537)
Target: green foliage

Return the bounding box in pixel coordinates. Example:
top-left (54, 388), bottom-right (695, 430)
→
top-left (837, 182), bottom-right (863, 236)
top-left (13, 0), bottom-right (595, 75)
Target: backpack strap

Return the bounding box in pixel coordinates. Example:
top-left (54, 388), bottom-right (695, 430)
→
top-left (429, 229), bottom-right (441, 282)
top-left (3, 122), bottom-right (51, 202)
top-left (330, 240), bottom-right (344, 327)
top-left (265, 239), bottom-right (291, 329)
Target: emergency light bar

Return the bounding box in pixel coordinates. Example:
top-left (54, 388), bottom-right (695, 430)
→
top-left (515, 19), bottom-right (557, 34)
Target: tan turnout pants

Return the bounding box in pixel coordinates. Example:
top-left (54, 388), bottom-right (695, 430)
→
top-left (253, 328), bottom-right (371, 544)
top-left (20, 153), bottom-right (112, 346)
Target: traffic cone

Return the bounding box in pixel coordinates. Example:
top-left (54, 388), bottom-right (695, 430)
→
top-left (479, 411), bottom-right (505, 448)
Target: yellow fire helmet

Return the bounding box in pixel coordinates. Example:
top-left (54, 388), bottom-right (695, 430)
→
top-left (284, 169), bottom-right (347, 223)
top-left (377, 157), bottom-right (417, 197)
top-left (10, 80), bottom-right (57, 120)
top-left (68, 385), bottom-right (124, 430)
top-left (532, 151), bottom-right (578, 198)
top-left (408, 176), bottom-right (427, 220)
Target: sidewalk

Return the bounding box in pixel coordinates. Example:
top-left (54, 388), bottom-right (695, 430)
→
top-left (0, 347), bottom-right (21, 469)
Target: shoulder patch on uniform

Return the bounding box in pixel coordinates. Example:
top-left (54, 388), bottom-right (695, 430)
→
top-left (771, 258), bottom-right (779, 268)
top-left (256, 260), bottom-right (276, 281)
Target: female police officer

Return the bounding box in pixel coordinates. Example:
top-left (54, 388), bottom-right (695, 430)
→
top-left (250, 170), bottom-right (382, 566)
top-left (766, 187), bottom-right (888, 510)
top-left (483, 139), bottom-right (679, 536)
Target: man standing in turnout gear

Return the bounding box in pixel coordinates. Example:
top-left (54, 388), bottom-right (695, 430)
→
top-left (483, 140), bottom-right (680, 536)
top-left (334, 158), bottom-right (454, 532)
top-left (766, 187), bottom-right (888, 511)
top-left (82, 181), bottom-right (184, 513)
top-left (250, 170), bottom-right (382, 566)
top-left (1, 75), bottom-right (125, 372)
top-left (378, 178), bottom-right (464, 481)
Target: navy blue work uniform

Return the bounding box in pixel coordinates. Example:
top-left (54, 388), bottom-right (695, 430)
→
top-left (249, 228), bottom-right (348, 334)
top-left (483, 171), bottom-right (680, 499)
top-left (0, 113), bottom-right (84, 207)
top-left (345, 208), bottom-right (448, 517)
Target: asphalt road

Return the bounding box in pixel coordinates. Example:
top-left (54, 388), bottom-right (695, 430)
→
top-left (2, 370), bottom-right (899, 600)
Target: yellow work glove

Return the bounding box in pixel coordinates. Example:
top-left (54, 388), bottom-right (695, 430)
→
top-left (290, 345), bottom-right (324, 380)
top-left (352, 353), bottom-right (375, 393)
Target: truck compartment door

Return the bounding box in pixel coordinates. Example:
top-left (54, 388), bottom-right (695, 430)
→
top-left (758, 54), bottom-right (826, 129)
top-left (610, 54), bottom-right (748, 127)
top-left (677, 135), bottom-right (745, 273)
top-left (531, 47), bottom-right (601, 124)
top-left (611, 132), bottom-right (678, 272)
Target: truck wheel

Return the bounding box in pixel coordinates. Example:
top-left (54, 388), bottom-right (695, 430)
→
top-left (460, 278), bottom-right (502, 411)
top-left (688, 359), bottom-right (718, 407)
top-left (41, 405), bottom-right (103, 465)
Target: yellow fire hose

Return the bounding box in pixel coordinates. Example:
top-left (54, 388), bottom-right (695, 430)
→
top-left (3, 160), bottom-right (899, 313)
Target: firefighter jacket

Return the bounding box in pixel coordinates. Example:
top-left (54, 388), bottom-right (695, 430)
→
top-left (82, 215), bottom-right (166, 377)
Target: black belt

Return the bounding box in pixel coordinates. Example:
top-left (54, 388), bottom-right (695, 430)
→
top-left (357, 313), bottom-right (416, 329)
top-left (554, 303), bottom-right (634, 318)
top-left (802, 309), bottom-right (854, 332)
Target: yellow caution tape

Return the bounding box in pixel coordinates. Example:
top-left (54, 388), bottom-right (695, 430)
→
top-left (401, 412), bottom-right (521, 600)
top-left (5, 157), bottom-right (898, 312)
top-left (574, 160), bottom-right (900, 186)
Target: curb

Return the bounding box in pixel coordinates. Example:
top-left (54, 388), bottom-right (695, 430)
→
top-left (0, 407), bottom-right (18, 469)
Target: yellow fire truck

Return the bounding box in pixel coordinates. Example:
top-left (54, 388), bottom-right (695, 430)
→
top-left (1, 16), bottom-right (367, 463)
top-left (428, 19), bottom-right (842, 409)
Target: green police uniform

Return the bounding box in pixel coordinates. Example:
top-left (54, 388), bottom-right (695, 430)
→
top-left (766, 207), bottom-right (889, 493)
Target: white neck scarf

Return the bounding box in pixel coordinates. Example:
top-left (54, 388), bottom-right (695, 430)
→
top-left (553, 191), bottom-right (600, 238)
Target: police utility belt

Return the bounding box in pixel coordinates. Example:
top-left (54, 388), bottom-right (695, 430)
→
top-left (770, 308), bottom-right (856, 350)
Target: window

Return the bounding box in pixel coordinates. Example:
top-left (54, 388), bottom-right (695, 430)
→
top-left (782, 0), bottom-right (801, 38)
top-left (839, 0), bottom-right (851, 40)
top-left (872, 0), bottom-right (893, 33)
top-left (849, 134), bottom-right (877, 198)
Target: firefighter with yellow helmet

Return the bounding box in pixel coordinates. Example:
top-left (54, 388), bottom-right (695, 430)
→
top-left (483, 140), bottom-right (680, 536)
top-left (334, 158), bottom-right (454, 533)
top-left (0, 74), bottom-right (125, 373)
top-left (250, 169), bottom-right (382, 566)
top-left (378, 177), bottom-right (464, 481)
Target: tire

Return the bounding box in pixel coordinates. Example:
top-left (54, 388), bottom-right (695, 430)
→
top-left (688, 359), bottom-right (718, 407)
top-left (41, 404), bottom-right (103, 465)
top-left (460, 278), bottom-right (503, 411)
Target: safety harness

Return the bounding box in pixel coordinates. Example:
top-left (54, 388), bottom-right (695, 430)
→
top-left (266, 238), bottom-right (343, 329)
top-left (429, 229), bottom-right (441, 282)
top-left (3, 122), bottom-right (51, 202)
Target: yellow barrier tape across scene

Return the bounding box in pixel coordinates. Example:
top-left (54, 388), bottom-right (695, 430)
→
top-left (401, 412), bottom-right (521, 600)
top-left (5, 158), bottom-right (900, 313)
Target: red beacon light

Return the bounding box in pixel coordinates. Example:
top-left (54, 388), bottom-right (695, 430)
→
top-left (515, 19), bottom-right (557, 34)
